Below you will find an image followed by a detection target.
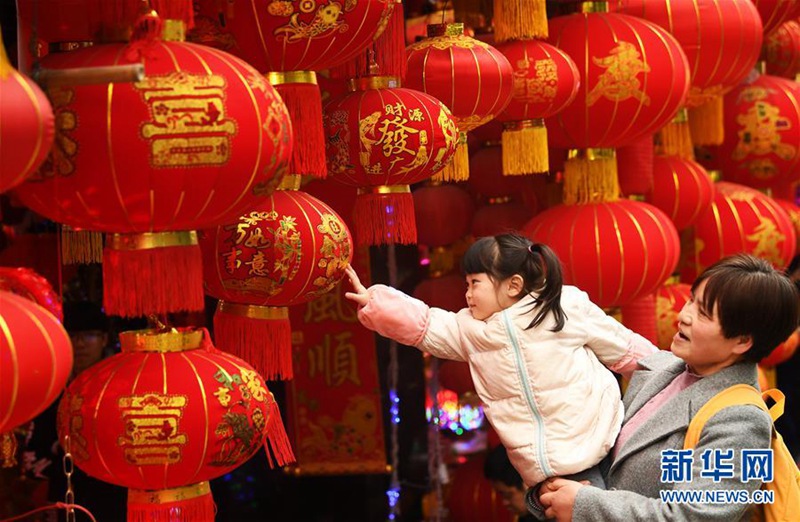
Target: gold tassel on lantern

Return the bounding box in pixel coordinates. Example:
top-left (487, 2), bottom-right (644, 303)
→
top-left (61, 225), bottom-right (104, 264)
top-left (432, 132), bottom-right (469, 182)
top-left (1, 431), bottom-right (17, 468)
top-left (493, 0), bottom-right (548, 42)
top-left (656, 108), bottom-right (694, 160)
top-left (563, 148), bottom-right (619, 205)
top-left (687, 95), bottom-right (724, 146)
top-left (502, 119), bottom-right (549, 175)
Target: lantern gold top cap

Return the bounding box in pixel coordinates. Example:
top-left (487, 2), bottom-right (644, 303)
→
top-left (427, 23), bottom-right (464, 37)
top-left (348, 76), bottom-right (401, 91)
top-left (120, 328), bottom-right (204, 353)
top-left (580, 2), bottom-right (609, 13)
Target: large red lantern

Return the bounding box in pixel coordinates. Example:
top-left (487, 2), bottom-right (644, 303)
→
top-left (0, 32), bottom-right (54, 194)
top-left (764, 19), bottom-right (800, 79)
top-left (14, 17), bottom-right (292, 318)
top-left (58, 327), bottom-right (292, 520)
top-left (324, 79), bottom-right (459, 245)
top-left (680, 182), bottom-right (797, 281)
top-left (751, 0), bottom-right (800, 35)
top-left (406, 23), bottom-right (514, 181)
top-left (709, 72), bottom-right (800, 189)
top-left (646, 155), bottom-right (716, 231)
top-left (1, 291), bottom-right (72, 433)
top-left (494, 39), bottom-right (580, 175)
top-left (524, 199), bottom-right (680, 308)
top-left (655, 280), bottom-right (691, 350)
top-left (199, 188), bottom-right (353, 380)
top-left (610, 0), bottom-right (763, 147)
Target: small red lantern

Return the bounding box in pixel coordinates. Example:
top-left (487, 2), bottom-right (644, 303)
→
top-left (14, 17), bottom-right (293, 318)
top-left (751, 0), bottom-right (800, 35)
top-left (646, 156), bottom-right (716, 231)
top-left (709, 73), bottom-right (800, 189)
top-left (58, 327), bottom-right (292, 520)
top-left (494, 39), bottom-right (580, 175)
top-left (681, 182), bottom-right (797, 281)
top-left (0, 291), bottom-right (72, 433)
top-left (655, 280), bottom-right (691, 350)
top-left (406, 23), bottom-right (514, 181)
top-left (199, 189), bottom-right (353, 380)
top-left (413, 184), bottom-right (475, 248)
top-left (524, 199), bottom-right (680, 308)
top-left (764, 19), bottom-right (800, 79)
top-left (0, 33), bottom-right (54, 194)
top-left (324, 79), bottom-right (459, 245)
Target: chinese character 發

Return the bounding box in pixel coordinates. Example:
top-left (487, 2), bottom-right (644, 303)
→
top-left (700, 448), bottom-right (735, 482)
top-left (742, 449), bottom-right (774, 483)
top-left (661, 449), bottom-right (694, 483)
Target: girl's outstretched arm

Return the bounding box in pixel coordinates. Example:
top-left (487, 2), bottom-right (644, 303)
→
top-left (344, 264), bottom-right (370, 307)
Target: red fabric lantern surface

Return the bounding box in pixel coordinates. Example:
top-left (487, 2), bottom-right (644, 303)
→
top-left (616, 134), bottom-right (654, 196)
top-left (493, 39), bottom-right (580, 175)
top-left (0, 33), bottom-right (54, 194)
top-left (655, 280), bottom-right (691, 351)
top-left (707, 72), bottom-right (800, 189)
top-left (774, 198), bottom-right (800, 252)
top-left (471, 201), bottom-right (535, 238)
top-left (680, 182), bottom-right (797, 282)
top-left (524, 199), bottom-right (680, 308)
top-left (764, 20), bottom-right (800, 79)
top-left (324, 79), bottom-right (459, 245)
top-left (13, 21), bottom-right (292, 318)
top-left (0, 267), bottom-right (63, 321)
top-left (646, 155), bottom-right (716, 231)
top-left (751, 0), bottom-right (800, 35)
top-left (760, 329), bottom-right (799, 367)
top-left (406, 23), bottom-right (514, 181)
top-left (58, 327), bottom-right (293, 520)
top-left (199, 189), bottom-right (353, 380)
top-left (413, 184), bottom-right (475, 248)
top-left (0, 291), bottom-right (72, 433)
top-left (444, 454), bottom-right (514, 522)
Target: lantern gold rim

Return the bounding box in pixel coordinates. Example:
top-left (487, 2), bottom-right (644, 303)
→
top-left (503, 119), bottom-right (545, 131)
top-left (217, 301), bottom-right (289, 320)
top-left (580, 2), bottom-right (609, 13)
top-left (161, 20), bottom-right (186, 42)
top-left (119, 328), bottom-right (204, 353)
top-left (356, 185), bottom-right (411, 195)
top-left (265, 71), bottom-right (318, 86)
top-left (107, 231), bottom-right (198, 251)
top-left (427, 23), bottom-right (464, 37)
top-left (347, 76), bottom-right (401, 91)
top-left (567, 148), bottom-right (616, 161)
top-left (128, 482), bottom-right (211, 504)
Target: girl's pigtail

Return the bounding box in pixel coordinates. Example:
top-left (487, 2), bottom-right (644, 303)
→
top-left (527, 243), bottom-right (566, 332)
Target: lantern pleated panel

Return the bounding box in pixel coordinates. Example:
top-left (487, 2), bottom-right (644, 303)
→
top-left (524, 199), bottom-right (680, 308)
top-left (646, 155), bottom-right (716, 231)
top-left (199, 190), bottom-right (353, 380)
top-left (406, 23), bottom-right (514, 181)
top-left (0, 31), bottom-right (54, 194)
top-left (710, 73), bottom-right (800, 189)
top-left (655, 280), bottom-right (691, 350)
top-left (58, 328), bottom-right (292, 520)
top-left (0, 291), bottom-right (72, 434)
top-left (610, 0), bottom-right (763, 146)
top-left (494, 39), bottom-right (579, 175)
top-left (680, 182), bottom-right (797, 282)
top-left (764, 20), bottom-right (800, 79)
top-left (13, 27), bottom-right (292, 318)
top-left (751, 0), bottom-right (800, 35)
top-left (324, 80), bottom-right (459, 245)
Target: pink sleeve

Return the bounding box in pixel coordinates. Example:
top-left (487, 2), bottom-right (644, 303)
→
top-left (607, 333), bottom-right (660, 379)
top-left (357, 285), bottom-right (430, 347)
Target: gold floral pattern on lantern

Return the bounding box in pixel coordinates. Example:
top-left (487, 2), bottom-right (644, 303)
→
top-left (117, 394), bottom-right (189, 465)
top-left (406, 35), bottom-right (489, 52)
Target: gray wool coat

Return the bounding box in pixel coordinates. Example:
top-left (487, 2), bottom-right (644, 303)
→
top-left (573, 350), bottom-right (772, 521)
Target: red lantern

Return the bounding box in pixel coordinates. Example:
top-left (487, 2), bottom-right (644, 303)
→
top-left (472, 201), bottom-right (535, 238)
top-left (616, 134), bottom-right (654, 196)
top-left (14, 18), bottom-right (292, 318)
top-left (709, 73), bottom-right (800, 189)
top-left (493, 39), bottom-right (579, 175)
top-left (191, 0), bottom-right (395, 178)
top-left (680, 182), bottom-right (797, 281)
top-left (0, 34), bottom-right (54, 194)
top-left (610, 0), bottom-right (763, 146)
top-left (199, 189), bottom-right (353, 380)
top-left (58, 327), bottom-right (292, 520)
top-left (324, 79), bottom-right (459, 245)
top-left (646, 156), bottom-right (716, 231)
top-left (406, 23), bottom-right (514, 181)
top-left (774, 198), bottom-right (800, 251)
top-left (524, 199), bottom-right (680, 308)
top-left (445, 454), bottom-right (514, 522)
top-left (413, 184), bottom-right (475, 248)
top-left (438, 361), bottom-right (476, 396)
top-left (655, 280), bottom-right (691, 350)
top-left (764, 20), bottom-right (800, 79)
top-left (751, 0), bottom-right (800, 35)
top-left (0, 267), bottom-right (62, 321)
top-left (0, 291), bottom-right (72, 433)
top-left (760, 329), bottom-right (799, 367)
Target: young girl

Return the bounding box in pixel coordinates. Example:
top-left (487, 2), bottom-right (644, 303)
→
top-left (345, 233), bottom-right (657, 509)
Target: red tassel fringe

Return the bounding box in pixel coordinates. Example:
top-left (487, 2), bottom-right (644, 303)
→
top-left (353, 192), bottom-right (417, 246)
top-left (620, 293), bottom-right (658, 345)
top-left (274, 83), bottom-right (327, 178)
top-left (127, 489), bottom-right (215, 522)
top-left (103, 244), bottom-right (205, 318)
top-left (213, 307), bottom-right (294, 381)
top-left (264, 399), bottom-right (296, 468)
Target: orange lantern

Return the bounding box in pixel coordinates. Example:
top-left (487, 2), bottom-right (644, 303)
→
top-left (764, 20), bottom-right (800, 79)
top-left (709, 72), bottom-right (800, 189)
top-left (190, 0), bottom-right (395, 178)
top-left (751, 0), bottom-right (800, 35)
top-left (58, 327), bottom-right (292, 520)
top-left (760, 329), bottom-right (799, 367)
top-left (0, 31), bottom-right (54, 194)
top-left (524, 199), bottom-right (680, 308)
top-left (646, 156), bottom-right (716, 231)
top-left (494, 39), bottom-right (580, 175)
top-left (655, 280), bottom-right (691, 350)
top-left (324, 78), bottom-right (459, 245)
top-left (774, 198), bottom-right (800, 251)
top-left (406, 23), bottom-right (514, 181)
top-left (199, 189), bottom-right (353, 380)
top-left (13, 14), bottom-right (292, 318)
top-left (680, 182), bottom-right (797, 281)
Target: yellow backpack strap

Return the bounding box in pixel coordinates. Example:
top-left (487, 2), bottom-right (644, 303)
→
top-left (683, 384), bottom-right (774, 450)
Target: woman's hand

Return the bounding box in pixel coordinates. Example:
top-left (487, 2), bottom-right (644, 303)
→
top-left (538, 477), bottom-right (586, 522)
top-left (344, 264), bottom-right (370, 307)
